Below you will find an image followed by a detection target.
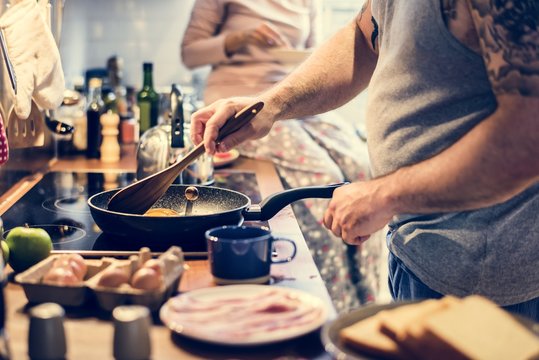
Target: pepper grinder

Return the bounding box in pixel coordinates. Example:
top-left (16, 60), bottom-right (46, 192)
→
top-left (100, 110), bottom-right (121, 163)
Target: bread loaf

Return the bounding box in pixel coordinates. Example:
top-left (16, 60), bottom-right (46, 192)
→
top-left (380, 296), bottom-right (461, 358)
top-left (338, 296), bottom-right (539, 360)
top-left (418, 295), bottom-right (539, 360)
top-left (379, 298), bottom-right (453, 339)
top-left (340, 313), bottom-right (407, 359)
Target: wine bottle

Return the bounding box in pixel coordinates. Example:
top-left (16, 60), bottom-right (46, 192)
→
top-left (137, 63), bottom-right (159, 135)
top-left (86, 78), bottom-right (105, 159)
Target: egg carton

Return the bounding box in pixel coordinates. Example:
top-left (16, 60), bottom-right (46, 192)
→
top-left (86, 246), bottom-right (185, 311)
top-left (15, 246), bottom-right (185, 311)
top-left (14, 255), bottom-right (114, 307)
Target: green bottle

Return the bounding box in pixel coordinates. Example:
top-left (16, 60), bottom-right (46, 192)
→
top-left (137, 62), bottom-right (159, 134)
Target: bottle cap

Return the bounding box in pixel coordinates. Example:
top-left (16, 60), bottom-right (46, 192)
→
top-left (143, 63), bottom-right (153, 71)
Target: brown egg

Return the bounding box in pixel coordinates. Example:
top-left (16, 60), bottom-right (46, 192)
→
top-left (52, 254), bottom-right (87, 280)
top-left (67, 254), bottom-right (87, 278)
top-left (52, 255), bottom-right (70, 268)
top-left (97, 266), bottom-right (130, 288)
top-left (144, 208), bottom-right (180, 217)
top-left (68, 261), bottom-right (86, 280)
top-left (131, 267), bottom-right (162, 291)
top-left (142, 259), bottom-right (164, 275)
top-left (163, 253), bottom-right (181, 264)
top-left (43, 266), bottom-right (81, 286)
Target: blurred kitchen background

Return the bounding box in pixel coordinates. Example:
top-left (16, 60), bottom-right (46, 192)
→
top-left (0, 0), bottom-right (367, 169)
top-left (0, 0), bottom-right (389, 307)
top-left (61, 0), bottom-right (363, 89)
top-left (59, 0), bottom-right (367, 127)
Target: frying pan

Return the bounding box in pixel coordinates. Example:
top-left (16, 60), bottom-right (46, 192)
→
top-left (88, 183), bottom-right (345, 249)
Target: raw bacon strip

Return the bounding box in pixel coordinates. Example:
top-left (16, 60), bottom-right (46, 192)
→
top-left (164, 287), bottom-right (326, 342)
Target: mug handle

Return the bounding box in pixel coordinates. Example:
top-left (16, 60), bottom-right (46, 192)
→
top-left (271, 238), bottom-right (297, 264)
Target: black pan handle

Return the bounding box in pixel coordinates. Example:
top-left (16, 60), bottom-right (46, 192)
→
top-left (243, 182), bottom-right (348, 221)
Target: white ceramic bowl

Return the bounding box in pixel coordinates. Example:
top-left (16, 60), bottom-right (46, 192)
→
top-left (268, 48), bottom-right (312, 65)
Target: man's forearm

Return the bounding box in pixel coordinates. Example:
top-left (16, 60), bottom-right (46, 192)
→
top-left (260, 19), bottom-right (377, 121)
top-left (384, 96), bottom-right (539, 214)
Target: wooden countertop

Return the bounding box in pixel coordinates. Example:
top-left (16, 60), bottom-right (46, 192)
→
top-left (2, 148), bottom-right (336, 359)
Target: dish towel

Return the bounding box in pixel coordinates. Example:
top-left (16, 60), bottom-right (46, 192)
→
top-left (0, 0), bottom-right (64, 119)
top-left (0, 111), bottom-right (8, 164)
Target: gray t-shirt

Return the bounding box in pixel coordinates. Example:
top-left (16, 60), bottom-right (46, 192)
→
top-left (366, 0), bottom-right (539, 305)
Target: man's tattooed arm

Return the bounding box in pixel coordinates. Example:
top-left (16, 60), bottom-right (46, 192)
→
top-left (356, 0), bottom-right (379, 54)
top-left (466, 0), bottom-right (539, 96)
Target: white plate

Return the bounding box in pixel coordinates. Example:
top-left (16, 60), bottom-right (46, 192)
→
top-left (268, 48), bottom-right (312, 65)
top-left (160, 285), bottom-right (329, 346)
top-left (213, 149), bottom-right (240, 168)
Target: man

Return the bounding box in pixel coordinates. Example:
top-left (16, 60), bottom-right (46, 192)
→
top-left (190, 0), bottom-right (539, 320)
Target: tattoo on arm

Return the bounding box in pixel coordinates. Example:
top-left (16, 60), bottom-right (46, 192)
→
top-left (357, 0), bottom-right (379, 51)
top-left (442, 0), bottom-right (458, 24)
top-left (371, 17), bottom-right (379, 50)
top-left (467, 0), bottom-right (539, 96)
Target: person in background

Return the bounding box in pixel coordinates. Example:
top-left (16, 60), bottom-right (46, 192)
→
top-left (190, 0), bottom-right (539, 321)
top-left (181, 0), bottom-right (377, 312)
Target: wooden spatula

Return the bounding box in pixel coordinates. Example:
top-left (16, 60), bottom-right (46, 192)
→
top-left (107, 101), bottom-right (264, 214)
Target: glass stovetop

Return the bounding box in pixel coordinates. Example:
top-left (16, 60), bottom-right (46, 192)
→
top-left (0, 169), bottom-right (32, 196)
top-left (1, 170), bottom-right (262, 257)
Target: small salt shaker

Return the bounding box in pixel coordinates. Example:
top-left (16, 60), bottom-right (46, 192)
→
top-left (112, 305), bottom-right (152, 360)
top-left (28, 303), bottom-right (67, 360)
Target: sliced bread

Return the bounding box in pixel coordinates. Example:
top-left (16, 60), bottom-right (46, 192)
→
top-left (340, 311), bottom-right (410, 360)
top-left (419, 295), bottom-right (539, 360)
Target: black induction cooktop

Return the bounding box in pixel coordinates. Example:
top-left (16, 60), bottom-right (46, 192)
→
top-left (0, 169), bottom-right (32, 196)
top-left (1, 170), bottom-right (262, 257)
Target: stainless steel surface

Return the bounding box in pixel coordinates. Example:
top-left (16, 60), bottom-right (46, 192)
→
top-left (136, 85), bottom-right (214, 185)
top-left (50, 0), bottom-right (66, 47)
top-left (0, 30), bottom-right (16, 94)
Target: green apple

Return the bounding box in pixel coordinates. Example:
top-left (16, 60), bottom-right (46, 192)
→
top-left (6, 226), bottom-right (52, 272)
top-left (0, 240), bottom-right (9, 264)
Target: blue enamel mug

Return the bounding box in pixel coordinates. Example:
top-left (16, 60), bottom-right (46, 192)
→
top-left (205, 225), bottom-right (297, 284)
